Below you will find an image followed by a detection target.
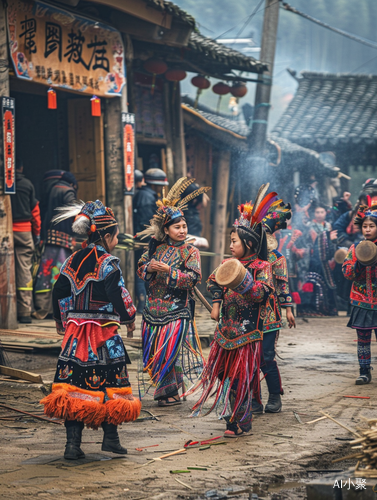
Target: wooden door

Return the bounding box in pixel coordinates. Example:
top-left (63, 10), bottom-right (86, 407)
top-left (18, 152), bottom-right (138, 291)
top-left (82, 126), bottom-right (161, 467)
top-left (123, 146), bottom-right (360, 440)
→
top-left (68, 99), bottom-right (105, 202)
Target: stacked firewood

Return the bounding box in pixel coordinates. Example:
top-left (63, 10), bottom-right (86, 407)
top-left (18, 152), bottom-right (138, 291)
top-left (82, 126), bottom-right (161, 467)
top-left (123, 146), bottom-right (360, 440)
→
top-left (348, 419), bottom-right (377, 477)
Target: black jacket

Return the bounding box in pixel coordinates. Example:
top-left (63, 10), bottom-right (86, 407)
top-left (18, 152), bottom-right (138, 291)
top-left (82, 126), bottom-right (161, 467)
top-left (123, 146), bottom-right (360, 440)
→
top-left (42, 180), bottom-right (77, 238)
top-left (133, 185), bottom-right (158, 235)
top-left (11, 172), bottom-right (38, 222)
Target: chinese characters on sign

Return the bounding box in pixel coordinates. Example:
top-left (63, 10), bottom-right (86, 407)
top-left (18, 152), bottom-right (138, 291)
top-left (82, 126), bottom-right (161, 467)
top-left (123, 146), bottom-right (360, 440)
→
top-left (122, 113), bottom-right (135, 196)
top-left (8, 0), bottom-right (125, 97)
top-left (2, 98), bottom-right (16, 195)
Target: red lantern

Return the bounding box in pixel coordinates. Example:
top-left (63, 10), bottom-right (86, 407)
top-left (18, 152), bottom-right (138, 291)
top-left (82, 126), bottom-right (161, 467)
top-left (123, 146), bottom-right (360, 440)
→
top-left (91, 96), bottom-right (101, 117)
top-left (191, 75), bottom-right (210, 90)
top-left (230, 82), bottom-right (248, 98)
top-left (47, 88), bottom-right (57, 109)
top-left (212, 82), bottom-right (230, 113)
top-left (143, 59), bottom-right (168, 75)
top-left (165, 69), bottom-right (187, 82)
top-left (143, 59), bottom-right (168, 95)
top-left (212, 82), bottom-right (230, 95)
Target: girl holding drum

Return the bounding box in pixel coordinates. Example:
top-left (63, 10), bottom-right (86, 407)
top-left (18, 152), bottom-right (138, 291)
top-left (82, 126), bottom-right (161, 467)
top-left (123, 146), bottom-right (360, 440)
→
top-left (189, 184), bottom-right (275, 437)
top-left (343, 205), bottom-right (377, 384)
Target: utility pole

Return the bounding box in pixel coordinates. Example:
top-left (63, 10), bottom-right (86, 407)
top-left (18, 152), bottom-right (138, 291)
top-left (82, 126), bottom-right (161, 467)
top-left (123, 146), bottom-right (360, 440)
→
top-left (248, 0), bottom-right (280, 154)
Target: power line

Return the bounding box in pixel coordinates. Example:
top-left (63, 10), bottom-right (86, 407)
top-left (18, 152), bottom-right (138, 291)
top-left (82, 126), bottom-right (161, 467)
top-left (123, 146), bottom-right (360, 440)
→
top-left (350, 54), bottom-right (377, 74)
top-left (282, 2), bottom-right (377, 51)
top-left (214, 0), bottom-right (281, 40)
top-left (234, 0), bottom-right (264, 41)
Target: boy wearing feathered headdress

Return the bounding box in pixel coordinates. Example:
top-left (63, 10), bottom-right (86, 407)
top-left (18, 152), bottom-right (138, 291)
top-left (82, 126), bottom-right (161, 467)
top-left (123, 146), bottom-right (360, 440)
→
top-left (250, 200), bottom-right (296, 416)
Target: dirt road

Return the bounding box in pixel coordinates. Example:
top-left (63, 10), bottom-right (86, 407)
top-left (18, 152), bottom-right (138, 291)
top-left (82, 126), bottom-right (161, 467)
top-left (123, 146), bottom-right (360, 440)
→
top-left (0, 314), bottom-right (375, 499)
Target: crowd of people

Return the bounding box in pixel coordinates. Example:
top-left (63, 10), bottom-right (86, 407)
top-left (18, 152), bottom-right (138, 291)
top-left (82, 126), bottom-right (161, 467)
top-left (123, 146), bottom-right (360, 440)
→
top-left (10, 165), bottom-right (377, 458)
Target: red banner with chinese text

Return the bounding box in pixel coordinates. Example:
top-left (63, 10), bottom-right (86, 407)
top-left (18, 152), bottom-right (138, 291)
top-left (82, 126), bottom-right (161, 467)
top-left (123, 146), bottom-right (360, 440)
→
top-left (8, 0), bottom-right (125, 97)
top-left (122, 113), bottom-right (135, 195)
top-left (2, 98), bottom-right (15, 195)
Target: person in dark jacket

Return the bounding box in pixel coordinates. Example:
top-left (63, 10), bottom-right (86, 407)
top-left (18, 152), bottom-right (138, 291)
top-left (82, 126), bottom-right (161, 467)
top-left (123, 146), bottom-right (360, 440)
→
top-left (33, 171), bottom-right (78, 319)
top-left (181, 182), bottom-right (204, 237)
top-left (11, 160), bottom-right (41, 323)
top-left (133, 168), bottom-right (168, 313)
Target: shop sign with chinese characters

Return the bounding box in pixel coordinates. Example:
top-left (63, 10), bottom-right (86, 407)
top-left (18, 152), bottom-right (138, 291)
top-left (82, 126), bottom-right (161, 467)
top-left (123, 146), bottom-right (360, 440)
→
top-left (2, 98), bottom-right (15, 195)
top-left (122, 113), bottom-right (135, 196)
top-left (8, 0), bottom-right (125, 97)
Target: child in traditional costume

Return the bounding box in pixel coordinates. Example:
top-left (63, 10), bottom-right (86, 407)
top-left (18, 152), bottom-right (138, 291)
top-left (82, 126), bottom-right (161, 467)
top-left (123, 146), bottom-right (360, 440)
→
top-left (252, 200), bottom-right (296, 415)
top-left (137, 178), bottom-right (210, 406)
top-left (343, 205), bottom-right (377, 384)
top-left (189, 185), bottom-right (275, 437)
top-left (40, 200), bottom-right (141, 460)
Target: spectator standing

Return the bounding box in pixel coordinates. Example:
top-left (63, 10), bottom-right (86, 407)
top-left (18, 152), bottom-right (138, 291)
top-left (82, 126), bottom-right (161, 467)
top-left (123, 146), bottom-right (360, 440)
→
top-left (33, 171), bottom-right (78, 319)
top-left (133, 168), bottom-right (168, 313)
top-left (11, 160), bottom-right (41, 323)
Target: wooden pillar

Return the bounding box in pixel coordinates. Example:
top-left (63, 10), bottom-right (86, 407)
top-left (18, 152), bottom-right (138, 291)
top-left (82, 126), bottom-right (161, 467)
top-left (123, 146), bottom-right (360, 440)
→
top-left (163, 82), bottom-right (175, 186)
top-left (210, 150), bottom-right (231, 271)
top-left (0, 3), bottom-right (17, 329)
top-left (171, 82), bottom-right (187, 180)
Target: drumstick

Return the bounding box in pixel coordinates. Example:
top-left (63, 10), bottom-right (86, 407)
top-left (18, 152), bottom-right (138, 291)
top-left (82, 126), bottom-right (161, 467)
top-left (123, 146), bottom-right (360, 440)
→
top-left (194, 286), bottom-right (213, 313)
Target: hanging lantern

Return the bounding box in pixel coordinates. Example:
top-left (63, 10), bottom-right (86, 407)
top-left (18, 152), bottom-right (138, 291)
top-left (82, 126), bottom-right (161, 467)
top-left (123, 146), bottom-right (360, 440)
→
top-left (143, 59), bottom-right (168, 95)
top-left (165, 69), bottom-right (187, 83)
top-left (165, 69), bottom-right (186, 102)
top-left (212, 82), bottom-right (230, 113)
top-left (47, 88), bottom-right (57, 109)
top-left (212, 82), bottom-right (230, 95)
top-left (91, 96), bottom-right (101, 117)
top-left (191, 75), bottom-right (211, 108)
top-left (230, 82), bottom-right (248, 98)
top-left (191, 75), bottom-right (211, 90)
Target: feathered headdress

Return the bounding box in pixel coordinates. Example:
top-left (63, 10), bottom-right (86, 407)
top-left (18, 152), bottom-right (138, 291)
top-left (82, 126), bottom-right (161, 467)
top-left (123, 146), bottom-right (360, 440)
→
top-left (354, 204), bottom-right (377, 227)
top-left (52, 199), bottom-right (118, 248)
top-left (137, 177), bottom-right (211, 241)
top-left (262, 199), bottom-right (292, 234)
top-left (233, 184), bottom-right (278, 260)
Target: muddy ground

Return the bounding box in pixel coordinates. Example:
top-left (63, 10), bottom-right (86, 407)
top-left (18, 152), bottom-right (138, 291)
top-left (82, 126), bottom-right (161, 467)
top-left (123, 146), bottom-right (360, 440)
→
top-left (1, 313), bottom-right (376, 499)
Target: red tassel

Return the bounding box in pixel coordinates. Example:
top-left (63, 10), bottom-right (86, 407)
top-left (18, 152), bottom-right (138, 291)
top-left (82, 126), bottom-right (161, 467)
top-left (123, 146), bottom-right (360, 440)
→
top-left (291, 292), bottom-right (301, 305)
top-left (91, 96), bottom-right (101, 117)
top-left (367, 195), bottom-right (372, 207)
top-left (90, 224), bottom-right (96, 233)
top-left (302, 282), bottom-right (314, 293)
top-left (47, 88), bottom-right (57, 109)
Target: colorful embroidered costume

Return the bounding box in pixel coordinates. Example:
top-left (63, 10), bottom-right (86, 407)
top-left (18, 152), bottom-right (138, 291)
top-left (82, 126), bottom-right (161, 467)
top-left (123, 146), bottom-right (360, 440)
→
top-left (40, 200), bottom-right (141, 460)
top-left (190, 184), bottom-right (275, 433)
top-left (343, 204), bottom-right (377, 383)
top-left (136, 178), bottom-right (209, 403)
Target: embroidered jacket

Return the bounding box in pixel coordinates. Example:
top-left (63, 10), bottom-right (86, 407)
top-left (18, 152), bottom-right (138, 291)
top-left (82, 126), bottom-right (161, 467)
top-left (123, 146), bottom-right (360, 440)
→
top-left (137, 240), bottom-right (201, 325)
top-left (53, 244), bottom-right (136, 328)
top-left (208, 254), bottom-right (273, 350)
top-left (342, 240), bottom-right (377, 310)
top-left (263, 249), bottom-right (293, 332)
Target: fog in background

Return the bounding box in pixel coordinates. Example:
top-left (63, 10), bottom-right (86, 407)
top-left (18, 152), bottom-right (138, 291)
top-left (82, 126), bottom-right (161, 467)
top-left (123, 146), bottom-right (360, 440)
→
top-left (176, 0), bottom-right (377, 130)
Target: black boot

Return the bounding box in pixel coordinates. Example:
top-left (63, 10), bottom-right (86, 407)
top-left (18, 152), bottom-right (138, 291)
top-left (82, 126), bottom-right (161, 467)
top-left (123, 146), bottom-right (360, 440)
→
top-left (356, 367), bottom-right (372, 385)
top-left (265, 394), bottom-right (282, 413)
top-left (252, 398), bottom-right (264, 414)
top-left (64, 420), bottom-right (85, 460)
top-left (101, 422), bottom-right (127, 454)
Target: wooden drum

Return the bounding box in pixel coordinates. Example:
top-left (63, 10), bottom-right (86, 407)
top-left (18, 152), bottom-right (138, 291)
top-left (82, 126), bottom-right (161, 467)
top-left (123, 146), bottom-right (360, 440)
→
top-left (215, 259), bottom-right (253, 295)
top-left (334, 248), bottom-right (348, 265)
top-left (355, 240), bottom-right (377, 266)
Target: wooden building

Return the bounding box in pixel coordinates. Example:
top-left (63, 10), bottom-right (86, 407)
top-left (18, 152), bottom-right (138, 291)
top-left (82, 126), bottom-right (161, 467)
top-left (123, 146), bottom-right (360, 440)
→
top-left (0, 0), bottom-right (266, 328)
top-left (272, 71), bottom-right (377, 201)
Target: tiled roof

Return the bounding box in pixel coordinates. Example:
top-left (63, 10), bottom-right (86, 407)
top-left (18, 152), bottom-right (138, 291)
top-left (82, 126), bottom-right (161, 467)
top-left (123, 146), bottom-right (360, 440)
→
top-left (188, 33), bottom-right (267, 74)
top-left (182, 100), bottom-right (339, 177)
top-left (145, 0), bottom-right (196, 28)
top-left (272, 72), bottom-right (377, 147)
